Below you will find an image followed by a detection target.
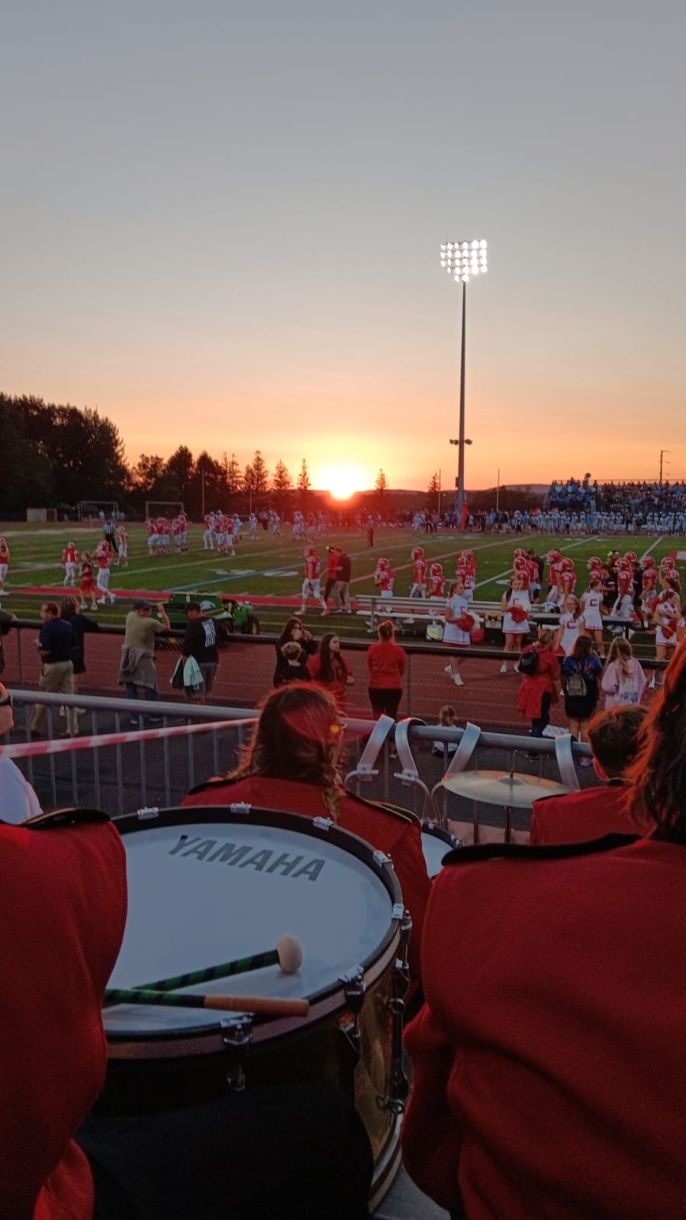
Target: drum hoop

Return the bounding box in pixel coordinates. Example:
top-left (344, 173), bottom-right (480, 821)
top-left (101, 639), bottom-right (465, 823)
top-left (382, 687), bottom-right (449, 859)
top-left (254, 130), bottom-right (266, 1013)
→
top-left (421, 820), bottom-right (459, 849)
top-left (107, 804), bottom-right (403, 1056)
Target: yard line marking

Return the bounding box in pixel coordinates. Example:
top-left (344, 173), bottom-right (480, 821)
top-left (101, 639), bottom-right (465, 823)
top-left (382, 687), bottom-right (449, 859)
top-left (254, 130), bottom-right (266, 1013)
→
top-left (640, 536), bottom-right (663, 560)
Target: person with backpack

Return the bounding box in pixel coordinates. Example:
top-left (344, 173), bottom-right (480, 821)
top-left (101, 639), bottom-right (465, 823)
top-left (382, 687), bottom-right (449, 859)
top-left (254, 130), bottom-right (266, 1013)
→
top-left (516, 626), bottom-right (560, 738)
top-left (601, 636), bottom-right (647, 709)
top-left (561, 635), bottom-right (604, 762)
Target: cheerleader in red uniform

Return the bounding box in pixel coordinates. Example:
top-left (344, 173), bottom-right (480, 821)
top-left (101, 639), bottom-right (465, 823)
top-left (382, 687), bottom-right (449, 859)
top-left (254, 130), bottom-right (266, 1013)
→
top-left (652, 589), bottom-right (683, 687)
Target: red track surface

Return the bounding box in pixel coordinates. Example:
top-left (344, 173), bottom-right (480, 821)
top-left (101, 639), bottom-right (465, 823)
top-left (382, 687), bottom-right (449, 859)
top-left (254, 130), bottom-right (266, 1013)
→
top-left (3, 631), bottom-right (571, 733)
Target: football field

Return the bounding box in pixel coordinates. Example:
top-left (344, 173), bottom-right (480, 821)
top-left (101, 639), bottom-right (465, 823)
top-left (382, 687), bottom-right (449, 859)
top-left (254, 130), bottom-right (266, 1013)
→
top-left (1, 522), bottom-right (682, 638)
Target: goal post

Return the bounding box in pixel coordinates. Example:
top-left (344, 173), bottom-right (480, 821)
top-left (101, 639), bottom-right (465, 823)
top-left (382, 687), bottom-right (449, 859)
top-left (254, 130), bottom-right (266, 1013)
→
top-left (144, 501), bottom-right (185, 520)
top-left (78, 500), bottom-right (120, 522)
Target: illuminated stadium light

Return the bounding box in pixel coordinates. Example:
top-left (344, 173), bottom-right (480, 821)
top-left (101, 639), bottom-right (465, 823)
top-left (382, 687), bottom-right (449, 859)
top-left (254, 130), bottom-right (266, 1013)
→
top-left (440, 238), bottom-right (488, 522)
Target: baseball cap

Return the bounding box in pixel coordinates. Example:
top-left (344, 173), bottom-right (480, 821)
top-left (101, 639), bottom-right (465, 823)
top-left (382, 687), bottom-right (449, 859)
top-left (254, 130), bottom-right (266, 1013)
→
top-left (133, 599), bottom-right (151, 611)
top-left (200, 600), bottom-right (214, 612)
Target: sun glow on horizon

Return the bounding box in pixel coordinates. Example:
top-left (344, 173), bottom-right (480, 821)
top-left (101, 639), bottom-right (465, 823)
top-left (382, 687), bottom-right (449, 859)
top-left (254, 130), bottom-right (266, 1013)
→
top-left (314, 460), bottom-right (371, 501)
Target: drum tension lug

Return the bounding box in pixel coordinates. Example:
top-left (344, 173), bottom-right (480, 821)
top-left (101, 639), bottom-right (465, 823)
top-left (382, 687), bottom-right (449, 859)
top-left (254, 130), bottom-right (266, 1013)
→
top-left (221, 1014), bottom-right (253, 1093)
top-left (339, 967), bottom-right (366, 1056)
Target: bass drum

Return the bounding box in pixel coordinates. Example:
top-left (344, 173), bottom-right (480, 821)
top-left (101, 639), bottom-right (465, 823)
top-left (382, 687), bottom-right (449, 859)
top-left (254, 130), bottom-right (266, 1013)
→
top-left (99, 805), bottom-right (406, 1210)
top-left (421, 820), bottom-right (462, 878)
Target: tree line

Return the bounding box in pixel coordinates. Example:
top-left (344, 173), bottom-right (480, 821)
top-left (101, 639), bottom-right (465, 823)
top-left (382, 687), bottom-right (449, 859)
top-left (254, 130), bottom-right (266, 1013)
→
top-left (0, 394), bottom-right (318, 516)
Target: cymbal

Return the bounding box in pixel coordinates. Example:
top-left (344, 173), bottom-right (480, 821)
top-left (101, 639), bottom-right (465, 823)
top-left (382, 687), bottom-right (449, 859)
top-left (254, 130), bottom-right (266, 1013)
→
top-left (441, 770), bottom-right (569, 809)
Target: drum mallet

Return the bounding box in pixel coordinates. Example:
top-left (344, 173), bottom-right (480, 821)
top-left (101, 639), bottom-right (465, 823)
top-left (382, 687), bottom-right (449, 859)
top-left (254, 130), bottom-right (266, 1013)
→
top-left (103, 988), bottom-right (309, 1018)
top-left (133, 935), bottom-right (303, 994)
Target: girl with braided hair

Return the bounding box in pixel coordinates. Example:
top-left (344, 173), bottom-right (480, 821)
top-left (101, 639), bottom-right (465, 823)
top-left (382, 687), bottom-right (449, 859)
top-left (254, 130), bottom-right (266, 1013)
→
top-left (183, 683), bottom-right (430, 997)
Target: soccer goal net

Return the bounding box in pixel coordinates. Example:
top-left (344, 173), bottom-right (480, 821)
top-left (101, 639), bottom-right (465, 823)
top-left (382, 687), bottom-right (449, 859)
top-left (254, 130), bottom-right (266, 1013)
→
top-left (78, 500), bottom-right (120, 522)
top-left (145, 501), bottom-right (185, 520)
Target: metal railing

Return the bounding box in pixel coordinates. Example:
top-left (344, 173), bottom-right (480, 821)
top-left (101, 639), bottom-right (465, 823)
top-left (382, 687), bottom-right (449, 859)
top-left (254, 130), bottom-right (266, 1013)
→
top-left (4, 691), bottom-right (590, 831)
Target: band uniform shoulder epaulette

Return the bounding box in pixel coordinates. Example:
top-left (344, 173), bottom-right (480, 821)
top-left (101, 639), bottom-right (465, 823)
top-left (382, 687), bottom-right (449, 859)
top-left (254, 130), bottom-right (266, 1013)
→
top-left (343, 789), bottom-right (420, 827)
top-left (441, 832), bottom-right (640, 867)
top-left (22, 807), bottom-right (111, 831)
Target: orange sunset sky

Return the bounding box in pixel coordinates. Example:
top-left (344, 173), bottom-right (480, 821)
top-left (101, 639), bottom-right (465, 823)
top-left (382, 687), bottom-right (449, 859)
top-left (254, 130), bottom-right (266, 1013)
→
top-left (3, 2), bottom-right (685, 493)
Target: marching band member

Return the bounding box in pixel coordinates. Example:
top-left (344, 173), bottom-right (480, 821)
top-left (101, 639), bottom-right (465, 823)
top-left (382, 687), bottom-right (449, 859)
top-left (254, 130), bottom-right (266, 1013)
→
top-left (183, 682), bottom-right (430, 1001)
top-left (403, 651), bottom-right (686, 1219)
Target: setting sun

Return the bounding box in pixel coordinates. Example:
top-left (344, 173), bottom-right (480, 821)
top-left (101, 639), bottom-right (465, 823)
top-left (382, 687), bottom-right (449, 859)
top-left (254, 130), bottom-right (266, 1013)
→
top-left (314, 460), bottom-right (370, 501)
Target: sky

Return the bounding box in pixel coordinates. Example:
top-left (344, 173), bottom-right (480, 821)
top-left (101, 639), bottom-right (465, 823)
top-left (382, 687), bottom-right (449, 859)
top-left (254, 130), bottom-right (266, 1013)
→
top-left (2, 0), bottom-right (686, 494)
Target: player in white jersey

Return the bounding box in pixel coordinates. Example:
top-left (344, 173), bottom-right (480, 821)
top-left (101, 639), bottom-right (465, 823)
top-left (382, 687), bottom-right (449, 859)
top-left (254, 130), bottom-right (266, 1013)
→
top-left (248, 513), bottom-right (258, 539)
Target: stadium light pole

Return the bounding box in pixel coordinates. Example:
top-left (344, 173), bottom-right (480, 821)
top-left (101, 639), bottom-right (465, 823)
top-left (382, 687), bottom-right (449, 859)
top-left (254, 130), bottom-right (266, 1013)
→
top-left (440, 239), bottom-right (488, 524)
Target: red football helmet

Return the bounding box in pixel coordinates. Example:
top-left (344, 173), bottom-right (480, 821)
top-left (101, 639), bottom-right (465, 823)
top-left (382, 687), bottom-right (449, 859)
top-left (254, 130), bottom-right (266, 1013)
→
top-left (546, 549), bottom-right (562, 563)
top-left (411, 546), bottom-right (424, 560)
top-left (304, 546), bottom-right (316, 557)
top-left (430, 562), bottom-right (443, 576)
top-left (624, 551), bottom-right (638, 562)
top-left (642, 556), bottom-right (656, 569)
top-left (587, 556), bottom-right (602, 570)
top-left (376, 557), bottom-right (390, 569)
top-left (561, 558), bottom-right (575, 572)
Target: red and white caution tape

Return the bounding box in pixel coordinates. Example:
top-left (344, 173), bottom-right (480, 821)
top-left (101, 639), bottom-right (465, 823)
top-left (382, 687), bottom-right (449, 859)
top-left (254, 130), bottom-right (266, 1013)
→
top-left (0, 716), bottom-right (257, 761)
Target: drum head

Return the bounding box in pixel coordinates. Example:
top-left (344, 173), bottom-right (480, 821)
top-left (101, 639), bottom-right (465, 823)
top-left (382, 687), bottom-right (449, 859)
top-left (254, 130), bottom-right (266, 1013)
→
top-left (421, 821), bottom-right (461, 878)
top-left (106, 806), bottom-right (401, 1045)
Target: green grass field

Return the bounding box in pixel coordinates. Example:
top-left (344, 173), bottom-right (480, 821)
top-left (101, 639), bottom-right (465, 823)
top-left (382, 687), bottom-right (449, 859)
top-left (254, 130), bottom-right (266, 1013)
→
top-left (1, 523), bottom-right (682, 643)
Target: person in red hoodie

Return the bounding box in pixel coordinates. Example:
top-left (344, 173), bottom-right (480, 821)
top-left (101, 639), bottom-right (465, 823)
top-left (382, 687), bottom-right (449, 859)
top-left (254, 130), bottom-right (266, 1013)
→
top-left (402, 648), bottom-right (686, 1220)
top-left (183, 682), bottom-right (430, 1000)
top-left (366, 618), bottom-right (406, 719)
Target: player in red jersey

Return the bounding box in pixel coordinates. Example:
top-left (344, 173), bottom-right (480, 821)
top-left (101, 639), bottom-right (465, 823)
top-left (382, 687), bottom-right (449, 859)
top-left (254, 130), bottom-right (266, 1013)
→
top-left (544, 549), bottom-right (564, 610)
top-left (298, 547), bottom-right (328, 615)
top-left (559, 557), bottom-right (577, 600)
top-left (374, 557), bottom-right (395, 598)
top-left (79, 553), bottom-right (97, 610)
top-left (94, 542), bottom-right (116, 606)
top-left (410, 547), bottom-right (427, 598)
top-left (456, 548), bottom-right (477, 603)
top-left (428, 562), bottom-right (445, 598)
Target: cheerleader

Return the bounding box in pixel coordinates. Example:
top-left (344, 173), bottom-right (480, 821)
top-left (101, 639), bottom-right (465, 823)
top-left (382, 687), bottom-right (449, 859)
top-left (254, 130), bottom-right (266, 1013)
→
top-left (0, 537), bottom-right (8, 593)
top-left (580, 575), bottom-right (605, 656)
top-left (555, 595), bottom-right (582, 657)
top-left (79, 552), bottom-right (98, 610)
top-left (428, 562), bottom-right (445, 599)
top-left (500, 573), bottom-right (531, 673)
top-left (652, 590), bottom-right (683, 688)
top-left (443, 579), bottom-right (472, 686)
top-left (410, 547), bottom-right (427, 598)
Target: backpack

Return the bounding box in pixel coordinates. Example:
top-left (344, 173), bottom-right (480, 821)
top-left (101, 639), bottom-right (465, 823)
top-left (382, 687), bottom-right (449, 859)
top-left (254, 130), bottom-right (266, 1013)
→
top-left (517, 649), bottom-right (539, 676)
top-left (565, 667), bottom-right (588, 698)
